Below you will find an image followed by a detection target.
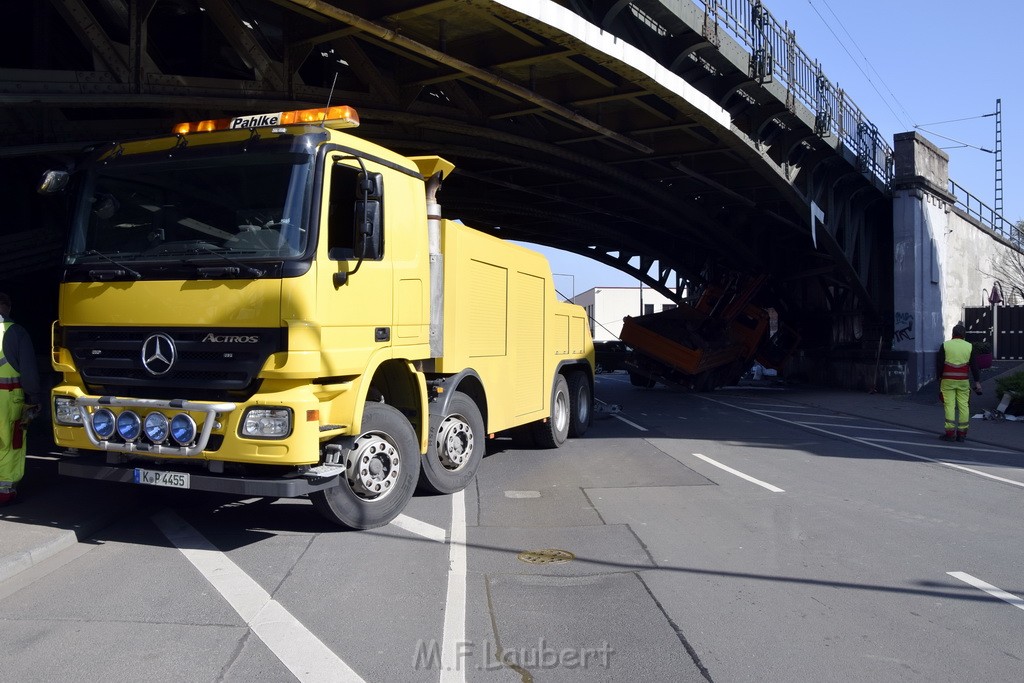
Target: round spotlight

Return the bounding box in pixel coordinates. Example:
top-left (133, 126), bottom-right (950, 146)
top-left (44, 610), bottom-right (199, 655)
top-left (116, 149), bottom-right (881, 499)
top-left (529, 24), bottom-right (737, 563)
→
top-left (170, 413), bottom-right (197, 446)
top-left (144, 412), bottom-right (170, 444)
top-left (92, 408), bottom-right (116, 440)
top-left (116, 410), bottom-right (142, 441)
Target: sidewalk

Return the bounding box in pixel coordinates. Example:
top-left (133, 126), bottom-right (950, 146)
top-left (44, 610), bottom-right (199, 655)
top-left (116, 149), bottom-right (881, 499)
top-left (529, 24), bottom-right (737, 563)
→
top-left (772, 360), bottom-right (1024, 454)
top-left (3, 364), bottom-right (1023, 586)
top-left (0, 442), bottom-right (142, 584)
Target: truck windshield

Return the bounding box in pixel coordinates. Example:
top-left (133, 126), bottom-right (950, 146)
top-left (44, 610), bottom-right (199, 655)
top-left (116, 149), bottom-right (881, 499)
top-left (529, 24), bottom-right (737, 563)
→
top-left (66, 152), bottom-right (312, 264)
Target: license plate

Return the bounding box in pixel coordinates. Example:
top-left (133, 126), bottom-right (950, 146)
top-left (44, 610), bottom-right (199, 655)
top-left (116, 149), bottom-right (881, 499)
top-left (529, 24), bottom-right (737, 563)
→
top-left (133, 468), bottom-right (190, 489)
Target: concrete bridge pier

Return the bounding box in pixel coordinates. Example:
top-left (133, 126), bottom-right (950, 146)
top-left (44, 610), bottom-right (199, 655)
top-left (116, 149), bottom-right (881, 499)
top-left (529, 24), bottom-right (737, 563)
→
top-left (891, 131), bottom-right (1017, 391)
top-left (891, 132), bottom-right (953, 392)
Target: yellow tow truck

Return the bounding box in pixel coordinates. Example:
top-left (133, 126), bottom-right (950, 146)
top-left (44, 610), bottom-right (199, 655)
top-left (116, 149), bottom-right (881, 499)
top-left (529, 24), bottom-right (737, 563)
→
top-left (39, 105), bottom-right (594, 528)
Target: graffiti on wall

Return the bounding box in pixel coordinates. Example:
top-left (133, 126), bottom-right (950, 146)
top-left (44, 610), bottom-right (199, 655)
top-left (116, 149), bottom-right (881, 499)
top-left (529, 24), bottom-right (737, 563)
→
top-left (893, 311), bottom-right (914, 344)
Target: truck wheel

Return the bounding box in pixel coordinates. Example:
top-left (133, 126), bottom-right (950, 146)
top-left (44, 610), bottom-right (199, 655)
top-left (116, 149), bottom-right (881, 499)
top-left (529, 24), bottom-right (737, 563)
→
top-left (567, 371), bottom-right (592, 438)
top-left (418, 391), bottom-right (485, 495)
top-left (629, 371), bottom-right (656, 388)
top-left (310, 402), bottom-right (420, 529)
top-left (533, 374), bottom-right (570, 448)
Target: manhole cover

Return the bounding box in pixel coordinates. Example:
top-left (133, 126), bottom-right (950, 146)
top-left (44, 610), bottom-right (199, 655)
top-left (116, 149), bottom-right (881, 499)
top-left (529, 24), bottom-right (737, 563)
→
top-left (516, 548), bottom-right (575, 565)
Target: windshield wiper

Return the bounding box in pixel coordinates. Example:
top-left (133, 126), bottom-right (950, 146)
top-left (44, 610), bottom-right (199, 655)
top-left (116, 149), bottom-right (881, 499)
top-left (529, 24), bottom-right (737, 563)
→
top-left (85, 250), bottom-right (142, 280)
top-left (192, 244), bottom-right (264, 279)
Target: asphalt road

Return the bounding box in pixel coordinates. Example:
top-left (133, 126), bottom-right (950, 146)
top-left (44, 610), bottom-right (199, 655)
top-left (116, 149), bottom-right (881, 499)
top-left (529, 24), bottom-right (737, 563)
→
top-left (1, 373), bottom-right (1022, 682)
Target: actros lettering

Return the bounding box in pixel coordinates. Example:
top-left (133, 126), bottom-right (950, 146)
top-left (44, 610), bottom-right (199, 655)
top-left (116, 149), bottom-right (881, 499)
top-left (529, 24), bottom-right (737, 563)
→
top-left (202, 333), bottom-right (260, 343)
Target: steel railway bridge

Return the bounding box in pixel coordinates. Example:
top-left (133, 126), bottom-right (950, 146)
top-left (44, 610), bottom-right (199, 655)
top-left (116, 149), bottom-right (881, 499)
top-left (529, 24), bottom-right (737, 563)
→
top-left (0, 0), bottom-right (937, 357)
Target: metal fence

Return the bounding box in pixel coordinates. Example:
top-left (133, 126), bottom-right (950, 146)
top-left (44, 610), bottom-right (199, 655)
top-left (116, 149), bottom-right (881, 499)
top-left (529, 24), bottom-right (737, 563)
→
top-left (625, 1), bottom-right (1014, 233)
top-left (691, 0), bottom-right (893, 185)
top-left (948, 180), bottom-right (1020, 241)
top-left (965, 305), bottom-right (1024, 360)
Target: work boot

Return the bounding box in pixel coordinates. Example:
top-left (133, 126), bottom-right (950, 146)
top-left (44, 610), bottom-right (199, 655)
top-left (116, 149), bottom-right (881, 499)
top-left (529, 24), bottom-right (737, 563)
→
top-left (939, 432), bottom-right (956, 442)
top-left (956, 432), bottom-right (967, 442)
top-left (0, 490), bottom-right (16, 507)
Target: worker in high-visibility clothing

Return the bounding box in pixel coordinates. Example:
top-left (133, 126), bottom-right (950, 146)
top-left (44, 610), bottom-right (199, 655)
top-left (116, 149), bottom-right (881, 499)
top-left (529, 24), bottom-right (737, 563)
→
top-left (936, 323), bottom-right (982, 442)
top-left (0, 292), bottom-right (42, 506)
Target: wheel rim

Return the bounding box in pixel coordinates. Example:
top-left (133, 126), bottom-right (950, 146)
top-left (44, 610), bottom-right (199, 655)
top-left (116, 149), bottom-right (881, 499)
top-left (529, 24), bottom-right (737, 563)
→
top-left (345, 431), bottom-right (402, 501)
top-left (435, 414), bottom-right (474, 471)
top-left (575, 384), bottom-right (590, 424)
top-left (553, 389), bottom-right (569, 433)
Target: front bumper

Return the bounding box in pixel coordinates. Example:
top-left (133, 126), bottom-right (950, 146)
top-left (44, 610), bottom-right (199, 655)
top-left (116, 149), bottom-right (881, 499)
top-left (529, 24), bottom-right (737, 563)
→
top-left (58, 457), bottom-right (344, 497)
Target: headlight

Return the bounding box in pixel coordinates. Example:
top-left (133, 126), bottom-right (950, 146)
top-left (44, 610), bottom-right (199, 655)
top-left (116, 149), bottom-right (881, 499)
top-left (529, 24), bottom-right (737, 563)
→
top-left (143, 412), bottom-right (169, 443)
top-left (170, 414), bottom-right (197, 446)
top-left (92, 408), bottom-right (116, 439)
top-left (116, 410), bottom-right (142, 441)
top-left (241, 407), bottom-right (292, 438)
top-left (54, 397), bottom-right (84, 426)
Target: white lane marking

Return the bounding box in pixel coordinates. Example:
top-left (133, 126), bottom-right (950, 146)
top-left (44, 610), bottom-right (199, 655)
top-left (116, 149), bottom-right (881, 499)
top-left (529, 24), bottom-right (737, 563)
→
top-left (595, 374), bottom-right (630, 383)
top-left (691, 452), bottom-right (785, 493)
top-left (390, 514), bottom-right (447, 543)
top-left (948, 571), bottom-right (1024, 611)
top-left (613, 414), bottom-right (648, 432)
top-left (441, 490), bottom-right (467, 683)
top-left (753, 411), bottom-right (858, 419)
top-left (730, 402), bottom-right (806, 409)
top-left (797, 422), bottom-right (919, 434)
top-left (152, 510), bottom-right (364, 683)
top-left (505, 490), bottom-right (541, 498)
top-left (856, 438), bottom-right (1015, 455)
top-left (702, 396), bottom-right (1024, 489)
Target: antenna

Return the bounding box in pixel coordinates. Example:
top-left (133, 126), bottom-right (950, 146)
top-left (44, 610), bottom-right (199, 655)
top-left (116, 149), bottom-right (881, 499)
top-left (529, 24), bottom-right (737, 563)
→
top-left (321, 72), bottom-right (339, 127)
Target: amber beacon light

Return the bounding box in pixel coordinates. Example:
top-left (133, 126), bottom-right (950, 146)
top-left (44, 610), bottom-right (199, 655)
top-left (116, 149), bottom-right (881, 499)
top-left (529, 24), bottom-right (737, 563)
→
top-left (173, 105), bottom-right (360, 134)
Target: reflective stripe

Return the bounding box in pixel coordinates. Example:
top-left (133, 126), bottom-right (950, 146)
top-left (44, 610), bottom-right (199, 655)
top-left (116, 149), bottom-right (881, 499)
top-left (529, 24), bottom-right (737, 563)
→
top-left (942, 338), bottom-right (973, 380)
top-left (942, 363), bottom-right (969, 380)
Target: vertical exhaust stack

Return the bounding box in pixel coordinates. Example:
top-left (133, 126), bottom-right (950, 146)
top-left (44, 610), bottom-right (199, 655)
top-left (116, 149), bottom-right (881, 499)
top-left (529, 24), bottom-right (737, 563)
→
top-left (409, 156), bottom-right (456, 360)
top-left (425, 170), bottom-right (445, 358)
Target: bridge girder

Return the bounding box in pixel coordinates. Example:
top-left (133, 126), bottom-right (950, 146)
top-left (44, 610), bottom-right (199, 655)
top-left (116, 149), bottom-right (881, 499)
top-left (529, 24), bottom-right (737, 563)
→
top-left (1, 0), bottom-right (893, 347)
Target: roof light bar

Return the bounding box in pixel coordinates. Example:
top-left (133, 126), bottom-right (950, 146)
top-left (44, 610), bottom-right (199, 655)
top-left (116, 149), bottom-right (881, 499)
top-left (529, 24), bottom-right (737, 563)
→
top-left (173, 105), bottom-right (360, 135)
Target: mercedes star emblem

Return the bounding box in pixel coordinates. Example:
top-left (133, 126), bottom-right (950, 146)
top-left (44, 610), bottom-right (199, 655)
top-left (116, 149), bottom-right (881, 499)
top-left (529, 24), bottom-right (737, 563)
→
top-left (141, 333), bottom-right (177, 376)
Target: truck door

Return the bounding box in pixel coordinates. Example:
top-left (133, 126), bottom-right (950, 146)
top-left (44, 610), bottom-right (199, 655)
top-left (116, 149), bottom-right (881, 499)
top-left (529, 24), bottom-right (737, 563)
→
top-left (316, 156), bottom-right (394, 373)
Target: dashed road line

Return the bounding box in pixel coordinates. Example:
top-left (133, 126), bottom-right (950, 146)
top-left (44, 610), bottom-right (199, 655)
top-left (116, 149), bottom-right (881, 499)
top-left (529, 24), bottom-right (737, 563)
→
top-left (391, 514), bottom-right (447, 543)
top-left (948, 571), bottom-right (1024, 611)
top-left (613, 414), bottom-right (649, 432)
top-left (152, 510), bottom-right (365, 683)
top-left (691, 452), bottom-right (785, 492)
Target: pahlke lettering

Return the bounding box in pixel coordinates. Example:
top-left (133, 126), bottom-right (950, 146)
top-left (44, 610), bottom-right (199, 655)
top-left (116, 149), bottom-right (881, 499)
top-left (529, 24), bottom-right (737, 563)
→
top-left (231, 113), bottom-right (281, 129)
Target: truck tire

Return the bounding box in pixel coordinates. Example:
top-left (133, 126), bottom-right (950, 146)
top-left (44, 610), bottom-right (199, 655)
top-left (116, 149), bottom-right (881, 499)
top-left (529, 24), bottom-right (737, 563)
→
top-left (311, 402), bottom-right (420, 529)
top-left (417, 391), bottom-right (485, 495)
top-left (532, 374), bottom-right (570, 448)
top-left (629, 371), bottom-right (656, 388)
top-left (567, 371), bottom-right (592, 438)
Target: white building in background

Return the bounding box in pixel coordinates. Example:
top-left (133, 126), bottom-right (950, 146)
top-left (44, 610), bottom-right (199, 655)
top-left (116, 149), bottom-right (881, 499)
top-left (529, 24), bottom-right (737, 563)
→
top-left (573, 286), bottom-right (679, 341)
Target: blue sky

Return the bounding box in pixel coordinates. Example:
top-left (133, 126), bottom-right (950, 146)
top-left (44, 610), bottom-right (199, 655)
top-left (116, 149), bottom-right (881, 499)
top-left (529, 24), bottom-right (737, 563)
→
top-left (527, 0), bottom-right (1023, 295)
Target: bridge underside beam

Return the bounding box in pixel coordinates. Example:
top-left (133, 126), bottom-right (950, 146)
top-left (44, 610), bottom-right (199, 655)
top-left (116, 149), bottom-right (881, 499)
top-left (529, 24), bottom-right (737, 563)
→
top-left (1, 0), bottom-right (892, 352)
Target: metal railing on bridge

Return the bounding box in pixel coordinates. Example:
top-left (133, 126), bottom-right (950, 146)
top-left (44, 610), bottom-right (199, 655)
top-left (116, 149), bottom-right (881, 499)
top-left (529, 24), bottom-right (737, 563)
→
top-left (692, 1), bottom-right (1017, 239)
top-left (692, 0), bottom-right (893, 186)
top-left (948, 180), bottom-right (1021, 243)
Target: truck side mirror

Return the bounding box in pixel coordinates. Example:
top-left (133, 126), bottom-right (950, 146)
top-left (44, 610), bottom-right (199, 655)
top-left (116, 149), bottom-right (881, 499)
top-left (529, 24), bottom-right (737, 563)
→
top-left (38, 170), bottom-right (70, 194)
top-left (353, 199), bottom-right (382, 259)
top-left (353, 171), bottom-right (383, 260)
